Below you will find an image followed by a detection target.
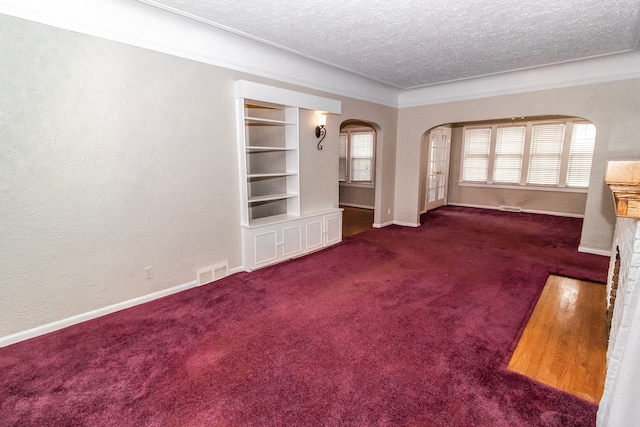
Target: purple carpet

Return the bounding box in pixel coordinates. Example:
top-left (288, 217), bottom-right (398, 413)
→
top-left (0, 207), bottom-right (609, 426)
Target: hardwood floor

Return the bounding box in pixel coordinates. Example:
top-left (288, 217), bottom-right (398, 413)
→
top-left (508, 275), bottom-right (607, 403)
top-left (341, 206), bottom-right (374, 238)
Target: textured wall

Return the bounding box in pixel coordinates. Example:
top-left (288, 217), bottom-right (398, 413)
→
top-left (339, 186), bottom-right (375, 209)
top-left (0, 14), bottom-right (399, 339)
top-left (396, 79), bottom-right (640, 251)
top-left (337, 99), bottom-right (397, 227)
top-left (0, 14), bottom-right (244, 337)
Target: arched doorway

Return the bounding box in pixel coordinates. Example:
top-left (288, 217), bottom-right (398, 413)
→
top-left (339, 119), bottom-right (378, 237)
top-left (418, 116), bottom-right (597, 223)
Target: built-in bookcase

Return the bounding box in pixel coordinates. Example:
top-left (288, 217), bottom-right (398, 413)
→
top-left (240, 100), bottom-right (299, 224)
top-left (235, 80), bottom-right (343, 270)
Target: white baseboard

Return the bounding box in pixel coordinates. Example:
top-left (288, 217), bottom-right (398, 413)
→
top-left (373, 220), bottom-right (394, 228)
top-left (579, 245), bottom-right (612, 257)
top-left (0, 268), bottom-right (243, 348)
top-left (393, 220), bottom-right (420, 227)
top-left (447, 203), bottom-right (584, 218)
top-left (521, 208), bottom-right (584, 218)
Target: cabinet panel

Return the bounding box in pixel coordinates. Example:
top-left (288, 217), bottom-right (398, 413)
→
top-left (242, 209), bottom-right (343, 271)
top-left (325, 214), bottom-right (342, 246)
top-left (282, 225), bottom-right (302, 257)
top-left (254, 230), bottom-right (278, 265)
top-left (305, 220), bottom-right (324, 251)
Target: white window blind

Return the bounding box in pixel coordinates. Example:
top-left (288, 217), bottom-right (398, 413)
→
top-left (462, 128), bottom-right (491, 182)
top-left (340, 128), bottom-right (375, 185)
top-left (527, 123), bottom-right (565, 186)
top-left (567, 123), bottom-right (596, 187)
top-left (350, 131), bottom-right (374, 182)
top-left (339, 132), bottom-right (347, 182)
top-left (460, 118), bottom-right (596, 191)
top-left (494, 126), bottom-right (526, 183)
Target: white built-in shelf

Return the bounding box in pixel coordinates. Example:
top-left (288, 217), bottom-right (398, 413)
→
top-left (237, 91), bottom-right (300, 226)
top-left (248, 193), bottom-right (298, 203)
top-left (245, 146), bottom-right (295, 152)
top-left (245, 117), bottom-right (293, 125)
top-left (247, 172), bottom-right (297, 179)
top-left (242, 213), bottom-right (301, 228)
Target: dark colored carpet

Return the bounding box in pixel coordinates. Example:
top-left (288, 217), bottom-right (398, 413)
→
top-left (0, 207), bottom-right (609, 426)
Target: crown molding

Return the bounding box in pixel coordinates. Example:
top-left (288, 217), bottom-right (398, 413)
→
top-left (0, 0), bottom-right (400, 107)
top-left (2, 0), bottom-right (640, 110)
top-left (398, 51), bottom-right (640, 108)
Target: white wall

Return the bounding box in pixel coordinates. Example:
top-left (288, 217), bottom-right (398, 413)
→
top-left (339, 186), bottom-right (375, 209)
top-left (395, 80), bottom-right (640, 251)
top-left (0, 13), bottom-right (242, 337)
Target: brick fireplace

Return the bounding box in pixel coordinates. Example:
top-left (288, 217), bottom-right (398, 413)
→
top-left (606, 217), bottom-right (640, 361)
top-left (604, 160), bottom-right (640, 363)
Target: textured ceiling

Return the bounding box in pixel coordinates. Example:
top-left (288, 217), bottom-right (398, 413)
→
top-left (141, 0), bottom-right (640, 89)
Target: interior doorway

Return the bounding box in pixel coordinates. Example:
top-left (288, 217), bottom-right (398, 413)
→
top-left (421, 126), bottom-right (452, 213)
top-left (339, 120), bottom-right (377, 237)
top-left (341, 206), bottom-right (375, 238)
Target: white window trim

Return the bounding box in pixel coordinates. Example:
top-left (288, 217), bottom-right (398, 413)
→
top-left (459, 118), bottom-right (594, 192)
top-left (339, 126), bottom-right (376, 188)
top-left (458, 181), bottom-right (588, 193)
top-left (339, 181), bottom-right (374, 189)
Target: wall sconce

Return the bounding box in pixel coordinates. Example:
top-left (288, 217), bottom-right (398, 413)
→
top-left (315, 114), bottom-right (327, 150)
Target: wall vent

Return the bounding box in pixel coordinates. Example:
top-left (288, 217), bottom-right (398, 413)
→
top-left (499, 205), bottom-right (522, 213)
top-left (196, 262), bottom-right (229, 286)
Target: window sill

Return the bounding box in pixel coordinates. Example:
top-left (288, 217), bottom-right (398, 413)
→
top-left (339, 182), bottom-right (374, 189)
top-left (458, 181), bottom-right (588, 194)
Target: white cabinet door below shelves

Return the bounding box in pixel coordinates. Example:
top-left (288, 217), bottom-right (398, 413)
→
top-left (282, 225), bottom-right (303, 258)
top-left (243, 210), bottom-right (342, 271)
top-left (253, 229), bottom-right (278, 266)
top-left (251, 224), bottom-right (302, 267)
top-left (305, 218), bottom-right (324, 252)
top-left (325, 212), bottom-right (342, 246)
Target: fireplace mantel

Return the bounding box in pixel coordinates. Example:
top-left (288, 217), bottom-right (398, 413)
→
top-left (605, 160), bottom-right (640, 219)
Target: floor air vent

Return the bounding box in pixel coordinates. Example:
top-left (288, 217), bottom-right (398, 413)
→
top-left (196, 262), bottom-right (229, 286)
top-left (499, 205), bottom-right (522, 212)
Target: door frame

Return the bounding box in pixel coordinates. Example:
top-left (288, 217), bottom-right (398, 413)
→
top-left (420, 126), bottom-right (452, 214)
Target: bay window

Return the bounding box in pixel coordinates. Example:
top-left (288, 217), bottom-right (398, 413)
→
top-left (460, 118), bottom-right (596, 190)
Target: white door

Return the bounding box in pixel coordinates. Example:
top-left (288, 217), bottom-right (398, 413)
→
top-left (424, 127), bottom-right (451, 212)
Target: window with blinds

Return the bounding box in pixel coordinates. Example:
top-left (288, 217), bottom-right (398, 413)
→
top-left (527, 123), bottom-right (565, 185)
top-left (567, 123), bottom-right (596, 187)
top-left (460, 118), bottom-right (595, 190)
top-left (339, 128), bottom-right (375, 185)
top-left (462, 128), bottom-right (491, 182)
top-left (339, 132), bottom-right (348, 181)
top-left (494, 126), bottom-right (526, 183)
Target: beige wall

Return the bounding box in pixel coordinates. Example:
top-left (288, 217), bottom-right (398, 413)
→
top-left (0, 14), bottom-right (398, 338)
top-left (396, 80), bottom-right (640, 251)
top-left (339, 186), bottom-right (375, 208)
